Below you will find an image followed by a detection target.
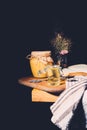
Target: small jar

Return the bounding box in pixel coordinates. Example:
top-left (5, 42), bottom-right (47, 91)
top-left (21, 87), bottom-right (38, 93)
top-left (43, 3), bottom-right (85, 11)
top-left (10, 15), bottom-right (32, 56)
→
top-left (26, 51), bottom-right (53, 78)
top-left (47, 65), bottom-right (60, 86)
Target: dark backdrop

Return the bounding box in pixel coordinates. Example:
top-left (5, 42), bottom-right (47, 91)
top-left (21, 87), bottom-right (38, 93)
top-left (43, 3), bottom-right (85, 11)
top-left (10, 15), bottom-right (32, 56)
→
top-left (2, 1), bottom-right (87, 130)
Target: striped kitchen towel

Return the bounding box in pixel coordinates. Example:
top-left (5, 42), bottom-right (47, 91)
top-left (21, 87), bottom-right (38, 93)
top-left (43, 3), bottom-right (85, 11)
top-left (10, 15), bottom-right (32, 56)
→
top-left (50, 76), bottom-right (87, 130)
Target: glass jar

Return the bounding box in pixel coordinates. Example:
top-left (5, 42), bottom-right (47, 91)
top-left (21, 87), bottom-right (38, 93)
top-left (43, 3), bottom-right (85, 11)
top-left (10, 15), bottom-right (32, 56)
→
top-left (47, 65), bottom-right (60, 86)
top-left (26, 51), bottom-right (53, 78)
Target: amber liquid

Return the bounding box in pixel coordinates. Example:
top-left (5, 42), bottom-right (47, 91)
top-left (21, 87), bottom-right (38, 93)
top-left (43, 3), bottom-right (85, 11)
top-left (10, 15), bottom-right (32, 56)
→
top-left (47, 65), bottom-right (60, 86)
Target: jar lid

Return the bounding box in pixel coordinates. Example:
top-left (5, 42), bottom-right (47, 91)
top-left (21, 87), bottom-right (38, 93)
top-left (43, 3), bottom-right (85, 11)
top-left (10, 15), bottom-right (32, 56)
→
top-left (31, 51), bottom-right (51, 57)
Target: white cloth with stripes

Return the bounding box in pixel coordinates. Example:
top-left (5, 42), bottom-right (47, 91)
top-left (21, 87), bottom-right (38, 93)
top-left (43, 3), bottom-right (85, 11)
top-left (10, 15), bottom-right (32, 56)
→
top-left (50, 76), bottom-right (87, 130)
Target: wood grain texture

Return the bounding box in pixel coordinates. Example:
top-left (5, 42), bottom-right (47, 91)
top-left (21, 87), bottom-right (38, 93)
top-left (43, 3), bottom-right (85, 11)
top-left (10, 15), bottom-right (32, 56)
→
top-left (18, 77), bottom-right (66, 93)
top-left (18, 72), bottom-right (87, 102)
top-left (32, 89), bottom-right (58, 102)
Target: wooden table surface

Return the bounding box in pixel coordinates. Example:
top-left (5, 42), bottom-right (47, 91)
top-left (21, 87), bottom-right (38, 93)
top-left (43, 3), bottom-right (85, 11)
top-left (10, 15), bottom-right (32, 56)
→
top-left (18, 76), bottom-right (66, 102)
top-left (18, 72), bottom-right (87, 102)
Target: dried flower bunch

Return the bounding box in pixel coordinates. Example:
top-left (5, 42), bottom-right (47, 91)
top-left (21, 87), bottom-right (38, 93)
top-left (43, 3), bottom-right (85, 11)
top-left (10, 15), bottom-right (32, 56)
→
top-left (50, 32), bottom-right (72, 55)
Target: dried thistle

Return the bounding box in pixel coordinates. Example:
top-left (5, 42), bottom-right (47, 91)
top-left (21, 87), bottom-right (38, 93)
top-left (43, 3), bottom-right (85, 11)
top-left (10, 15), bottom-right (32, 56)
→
top-left (50, 32), bottom-right (72, 55)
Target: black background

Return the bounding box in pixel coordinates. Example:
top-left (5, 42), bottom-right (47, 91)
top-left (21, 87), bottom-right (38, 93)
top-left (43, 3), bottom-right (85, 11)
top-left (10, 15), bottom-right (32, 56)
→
top-left (2, 1), bottom-right (87, 130)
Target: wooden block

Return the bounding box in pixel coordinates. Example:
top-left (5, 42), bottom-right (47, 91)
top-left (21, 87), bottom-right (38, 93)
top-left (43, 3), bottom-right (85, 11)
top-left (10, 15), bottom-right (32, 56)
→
top-left (32, 88), bottom-right (58, 102)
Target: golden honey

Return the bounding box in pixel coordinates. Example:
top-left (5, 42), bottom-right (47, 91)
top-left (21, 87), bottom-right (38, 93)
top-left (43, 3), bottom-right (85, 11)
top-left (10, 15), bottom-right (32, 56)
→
top-left (28, 51), bottom-right (53, 78)
top-left (47, 65), bottom-right (60, 86)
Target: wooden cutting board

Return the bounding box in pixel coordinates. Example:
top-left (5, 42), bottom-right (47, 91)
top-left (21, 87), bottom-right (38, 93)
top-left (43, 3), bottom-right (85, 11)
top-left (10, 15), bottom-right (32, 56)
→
top-left (18, 76), bottom-right (66, 93)
top-left (18, 72), bottom-right (87, 93)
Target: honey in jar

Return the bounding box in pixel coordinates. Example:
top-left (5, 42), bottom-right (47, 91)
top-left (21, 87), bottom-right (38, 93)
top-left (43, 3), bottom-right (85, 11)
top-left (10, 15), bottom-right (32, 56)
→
top-left (27, 51), bottom-right (53, 78)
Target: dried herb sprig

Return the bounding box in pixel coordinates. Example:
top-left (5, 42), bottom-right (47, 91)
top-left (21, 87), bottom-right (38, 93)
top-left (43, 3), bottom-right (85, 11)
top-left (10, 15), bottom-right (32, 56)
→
top-left (50, 32), bottom-right (72, 55)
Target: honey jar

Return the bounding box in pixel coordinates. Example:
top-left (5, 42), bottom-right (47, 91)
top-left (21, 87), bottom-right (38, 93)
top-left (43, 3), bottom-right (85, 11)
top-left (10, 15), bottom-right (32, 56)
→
top-left (26, 51), bottom-right (53, 78)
